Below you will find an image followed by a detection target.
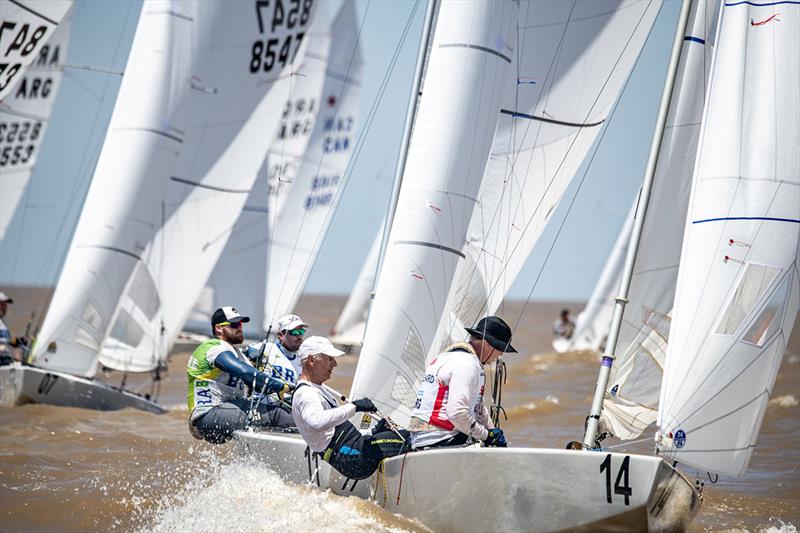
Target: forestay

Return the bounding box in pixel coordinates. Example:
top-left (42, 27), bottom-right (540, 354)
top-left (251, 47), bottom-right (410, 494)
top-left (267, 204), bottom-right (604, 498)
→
top-left (0, 11), bottom-right (72, 240)
top-left (185, 7), bottom-right (332, 339)
top-left (657, 1), bottom-right (799, 476)
top-left (0, 0), bottom-right (73, 99)
top-left (429, 0), bottom-right (661, 356)
top-left (554, 202), bottom-right (635, 354)
top-left (263, 0), bottom-right (362, 330)
top-left (350, 0), bottom-right (518, 424)
top-left (601, 0), bottom-right (719, 440)
top-left (34, 0), bottom-right (317, 376)
top-left (330, 226), bottom-right (381, 346)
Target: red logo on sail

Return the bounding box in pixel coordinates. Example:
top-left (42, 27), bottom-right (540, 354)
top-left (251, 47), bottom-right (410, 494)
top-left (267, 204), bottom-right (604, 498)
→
top-left (751, 14), bottom-right (779, 26)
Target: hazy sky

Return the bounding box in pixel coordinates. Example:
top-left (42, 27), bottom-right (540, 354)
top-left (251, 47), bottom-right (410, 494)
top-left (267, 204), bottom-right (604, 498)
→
top-left (0, 0), bottom-right (680, 302)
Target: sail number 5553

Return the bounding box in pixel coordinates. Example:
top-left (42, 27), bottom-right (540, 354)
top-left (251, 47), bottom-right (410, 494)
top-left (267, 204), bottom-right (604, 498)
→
top-left (251, 0), bottom-right (312, 74)
top-left (600, 454), bottom-right (632, 506)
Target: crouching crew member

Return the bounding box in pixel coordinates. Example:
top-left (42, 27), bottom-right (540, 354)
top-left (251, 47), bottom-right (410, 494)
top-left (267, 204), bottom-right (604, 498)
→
top-left (292, 336), bottom-right (409, 480)
top-left (187, 307), bottom-right (293, 444)
top-left (409, 316), bottom-right (517, 450)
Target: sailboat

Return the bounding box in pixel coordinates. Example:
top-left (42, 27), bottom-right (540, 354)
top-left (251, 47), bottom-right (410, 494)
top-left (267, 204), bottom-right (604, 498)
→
top-left (0, 0), bottom-right (318, 412)
top-left (552, 203), bottom-right (634, 354)
top-left (0, 8), bottom-right (73, 241)
top-left (0, 0), bottom-right (73, 101)
top-left (236, 1), bottom-right (707, 530)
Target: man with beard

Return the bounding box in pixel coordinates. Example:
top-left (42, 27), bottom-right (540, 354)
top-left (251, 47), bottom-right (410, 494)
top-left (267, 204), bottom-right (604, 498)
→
top-left (187, 306), bottom-right (294, 443)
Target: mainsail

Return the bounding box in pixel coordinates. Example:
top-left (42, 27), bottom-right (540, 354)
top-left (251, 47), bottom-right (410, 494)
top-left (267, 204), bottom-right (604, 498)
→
top-left (0, 11), bottom-right (72, 240)
top-left (600, 0), bottom-right (719, 440)
top-left (186, 7), bottom-right (332, 339)
top-left (0, 0), bottom-right (73, 100)
top-left (429, 0), bottom-right (661, 354)
top-left (350, 0), bottom-right (518, 424)
top-left (34, 0), bottom-right (317, 377)
top-left (657, 1), bottom-right (799, 476)
top-left (263, 0), bottom-right (363, 330)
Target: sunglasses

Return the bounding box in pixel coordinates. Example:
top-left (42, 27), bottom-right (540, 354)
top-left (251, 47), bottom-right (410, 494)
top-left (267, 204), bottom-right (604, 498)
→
top-left (219, 321), bottom-right (243, 329)
top-left (285, 328), bottom-right (306, 336)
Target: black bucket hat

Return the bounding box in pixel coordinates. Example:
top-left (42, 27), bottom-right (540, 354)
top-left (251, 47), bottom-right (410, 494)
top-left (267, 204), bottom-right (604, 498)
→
top-left (465, 316), bottom-right (517, 353)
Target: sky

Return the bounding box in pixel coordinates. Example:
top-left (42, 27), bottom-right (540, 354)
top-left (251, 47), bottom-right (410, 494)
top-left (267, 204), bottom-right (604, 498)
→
top-left (0, 0), bottom-right (680, 303)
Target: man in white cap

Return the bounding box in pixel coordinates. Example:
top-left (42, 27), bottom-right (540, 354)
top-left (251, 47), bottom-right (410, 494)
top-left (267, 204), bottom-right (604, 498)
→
top-left (0, 291), bottom-right (15, 364)
top-left (409, 315), bottom-right (517, 450)
top-left (292, 336), bottom-right (409, 480)
top-left (245, 313), bottom-right (307, 387)
top-left (187, 306), bottom-right (293, 444)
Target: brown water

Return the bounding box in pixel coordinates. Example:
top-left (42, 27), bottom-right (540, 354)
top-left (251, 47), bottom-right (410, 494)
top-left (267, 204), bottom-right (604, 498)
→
top-left (1, 296), bottom-right (797, 532)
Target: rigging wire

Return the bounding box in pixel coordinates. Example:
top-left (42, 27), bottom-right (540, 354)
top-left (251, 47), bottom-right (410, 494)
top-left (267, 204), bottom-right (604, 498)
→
top-left (266, 0), bottom-right (425, 322)
top-left (442, 0), bottom-right (662, 345)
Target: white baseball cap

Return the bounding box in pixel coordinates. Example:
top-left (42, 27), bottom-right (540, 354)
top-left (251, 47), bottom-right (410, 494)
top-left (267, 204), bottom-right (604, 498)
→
top-left (0, 291), bottom-right (13, 303)
top-left (299, 336), bottom-right (345, 360)
top-left (276, 314), bottom-right (307, 332)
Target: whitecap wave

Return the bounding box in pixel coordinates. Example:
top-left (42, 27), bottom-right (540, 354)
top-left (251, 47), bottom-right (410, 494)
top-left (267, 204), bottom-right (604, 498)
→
top-left (761, 518), bottom-right (797, 533)
top-left (142, 458), bottom-right (422, 532)
top-left (768, 395), bottom-right (798, 408)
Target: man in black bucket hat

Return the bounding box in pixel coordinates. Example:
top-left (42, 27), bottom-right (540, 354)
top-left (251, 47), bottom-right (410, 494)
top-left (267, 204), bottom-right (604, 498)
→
top-left (408, 315), bottom-right (516, 450)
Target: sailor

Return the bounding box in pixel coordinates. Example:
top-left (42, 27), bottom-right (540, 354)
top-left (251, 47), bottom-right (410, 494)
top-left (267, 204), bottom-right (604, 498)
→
top-left (187, 306), bottom-right (294, 444)
top-left (409, 315), bottom-right (517, 450)
top-left (553, 308), bottom-right (575, 340)
top-left (0, 292), bottom-right (14, 364)
top-left (245, 313), bottom-right (307, 386)
top-left (292, 336), bottom-right (410, 480)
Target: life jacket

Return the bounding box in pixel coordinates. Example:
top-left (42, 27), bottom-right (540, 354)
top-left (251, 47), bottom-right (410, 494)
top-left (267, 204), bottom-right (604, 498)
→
top-left (409, 342), bottom-right (485, 431)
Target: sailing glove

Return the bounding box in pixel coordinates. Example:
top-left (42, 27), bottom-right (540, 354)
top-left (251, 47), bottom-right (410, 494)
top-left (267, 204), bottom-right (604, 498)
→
top-left (353, 398), bottom-right (378, 413)
top-left (484, 428), bottom-right (507, 447)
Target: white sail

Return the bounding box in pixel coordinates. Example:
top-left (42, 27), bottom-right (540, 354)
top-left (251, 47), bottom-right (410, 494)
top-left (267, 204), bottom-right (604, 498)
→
top-left (350, 0), bottom-right (518, 424)
top-left (657, 1), bottom-right (799, 476)
top-left (0, 11), bottom-right (71, 240)
top-left (430, 0), bottom-right (661, 355)
top-left (555, 202), bottom-right (635, 353)
top-left (263, 0), bottom-right (362, 330)
top-left (330, 225), bottom-right (381, 346)
top-left (186, 9), bottom-right (332, 339)
top-left (34, 0), bottom-right (317, 376)
top-left (0, 0), bottom-right (72, 100)
top-left (601, 0), bottom-right (720, 440)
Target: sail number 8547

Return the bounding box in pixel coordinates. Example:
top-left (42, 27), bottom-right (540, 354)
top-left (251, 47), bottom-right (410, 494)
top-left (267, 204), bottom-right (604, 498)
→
top-left (250, 0), bottom-right (312, 74)
top-left (600, 454), bottom-right (632, 506)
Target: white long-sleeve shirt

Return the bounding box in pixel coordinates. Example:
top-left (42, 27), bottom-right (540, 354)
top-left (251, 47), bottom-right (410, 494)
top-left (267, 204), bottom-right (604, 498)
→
top-left (410, 344), bottom-right (493, 448)
top-left (292, 379), bottom-right (357, 452)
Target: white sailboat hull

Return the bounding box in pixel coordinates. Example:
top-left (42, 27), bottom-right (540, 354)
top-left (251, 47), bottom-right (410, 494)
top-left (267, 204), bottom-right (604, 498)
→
top-left (0, 363), bottom-right (165, 414)
top-left (234, 431), bottom-right (700, 532)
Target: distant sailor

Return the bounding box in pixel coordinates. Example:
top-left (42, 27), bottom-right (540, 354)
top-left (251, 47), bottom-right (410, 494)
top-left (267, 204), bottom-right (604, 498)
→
top-left (245, 313), bottom-right (307, 386)
top-left (409, 315), bottom-right (516, 450)
top-left (187, 306), bottom-right (293, 444)
top-left (0, 292), bottom-right (14, 364)
top-left (292, 336), bottom-right (410, 480)
top-left (553, 308), bottom-right (575, 340)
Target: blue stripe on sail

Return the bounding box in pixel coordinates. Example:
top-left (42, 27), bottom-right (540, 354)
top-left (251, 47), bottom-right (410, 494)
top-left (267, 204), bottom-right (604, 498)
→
top-left (725, 0), bottom-right (800, 6)
top-left (684, 36), bottom-right (706, 45)
top-left (692, 216), bottom-right (800, 224)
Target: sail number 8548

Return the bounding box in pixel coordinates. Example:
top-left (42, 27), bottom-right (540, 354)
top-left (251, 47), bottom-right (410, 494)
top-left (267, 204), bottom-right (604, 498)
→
top-left (600, 454), bottom-right (632, 506)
